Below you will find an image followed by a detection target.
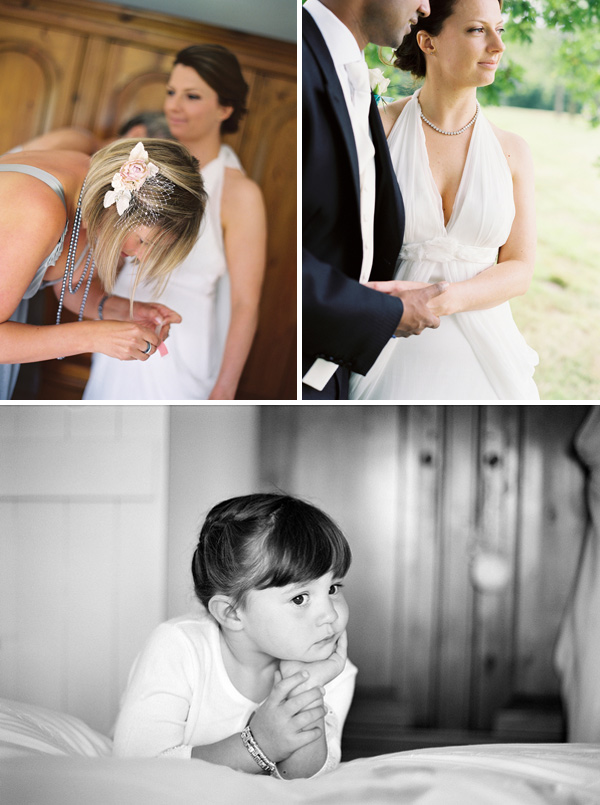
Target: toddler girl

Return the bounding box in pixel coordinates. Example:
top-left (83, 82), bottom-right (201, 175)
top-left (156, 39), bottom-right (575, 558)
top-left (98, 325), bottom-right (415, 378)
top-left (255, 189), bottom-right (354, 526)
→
top-left (113, 493), bottom-right (356, 779)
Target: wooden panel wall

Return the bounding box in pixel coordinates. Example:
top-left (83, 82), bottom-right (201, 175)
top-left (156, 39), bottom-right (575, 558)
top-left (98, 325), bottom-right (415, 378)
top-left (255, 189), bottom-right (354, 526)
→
top-left (259, 405), bottom-right (591, 736)
top-left (0, 406), bottom-right (169, 734)
top-left (0, 0), bottom-right (296, 400)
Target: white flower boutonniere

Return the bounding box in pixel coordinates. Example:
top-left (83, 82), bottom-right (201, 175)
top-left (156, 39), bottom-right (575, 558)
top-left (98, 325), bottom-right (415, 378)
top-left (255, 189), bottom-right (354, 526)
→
top-left (368, 68), bottom-right (391, 106)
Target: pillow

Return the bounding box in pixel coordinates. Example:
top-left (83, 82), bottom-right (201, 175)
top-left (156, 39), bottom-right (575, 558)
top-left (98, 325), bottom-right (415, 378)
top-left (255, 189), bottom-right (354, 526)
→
top-left (0, 698), bottom-right (112, 758)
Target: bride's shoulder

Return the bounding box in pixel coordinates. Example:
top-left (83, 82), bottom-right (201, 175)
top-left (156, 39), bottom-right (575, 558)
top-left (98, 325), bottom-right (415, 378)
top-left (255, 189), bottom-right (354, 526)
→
top-left (488, 121), bottom-right (533, 177)
top-left (379, 95), bottom-right (412, 137)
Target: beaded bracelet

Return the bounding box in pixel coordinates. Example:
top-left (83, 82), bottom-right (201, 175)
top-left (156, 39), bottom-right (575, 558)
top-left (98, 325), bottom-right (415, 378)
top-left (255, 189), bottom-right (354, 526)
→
top-left (240, 725), bottom-right (277, 775)
top-left (98, 294), bottom-right (113, 320)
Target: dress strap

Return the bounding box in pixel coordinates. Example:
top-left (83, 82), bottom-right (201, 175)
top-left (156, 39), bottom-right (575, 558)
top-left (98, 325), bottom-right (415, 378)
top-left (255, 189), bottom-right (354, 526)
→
top-left (0, 163), bottom-right (67, 210)
top-left (219, 144), bottom-right (245, 174)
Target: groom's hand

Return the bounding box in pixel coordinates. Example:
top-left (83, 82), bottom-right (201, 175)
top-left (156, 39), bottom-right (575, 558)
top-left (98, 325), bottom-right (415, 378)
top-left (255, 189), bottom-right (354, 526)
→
top-left (368, 281), bottom-right (449, 337)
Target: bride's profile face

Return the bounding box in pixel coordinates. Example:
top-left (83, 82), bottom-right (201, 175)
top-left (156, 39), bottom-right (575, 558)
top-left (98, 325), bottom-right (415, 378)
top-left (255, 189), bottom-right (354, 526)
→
top-left (428, 0), bottom-right (505, 88)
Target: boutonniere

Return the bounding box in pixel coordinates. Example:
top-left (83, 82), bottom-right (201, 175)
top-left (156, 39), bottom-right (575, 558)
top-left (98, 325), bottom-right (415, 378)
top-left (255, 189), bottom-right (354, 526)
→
top-left (368, 68), bottom-right (390, 106)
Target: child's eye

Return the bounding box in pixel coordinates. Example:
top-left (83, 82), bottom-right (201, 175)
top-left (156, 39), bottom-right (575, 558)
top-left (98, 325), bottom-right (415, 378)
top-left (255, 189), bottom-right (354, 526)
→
top-left (291, 594), bottom-right (308, 606)
top-left (329, 583), bottom-right (343, 595)
top-left (188, 94), bottom-right (201, 101)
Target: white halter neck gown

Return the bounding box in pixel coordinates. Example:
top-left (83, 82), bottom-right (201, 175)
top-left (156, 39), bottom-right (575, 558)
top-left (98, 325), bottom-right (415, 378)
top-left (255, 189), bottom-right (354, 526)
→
top-left (84, 145), bottom-right (241, 400)
top-left (349, 90), bottom-right (539, 401)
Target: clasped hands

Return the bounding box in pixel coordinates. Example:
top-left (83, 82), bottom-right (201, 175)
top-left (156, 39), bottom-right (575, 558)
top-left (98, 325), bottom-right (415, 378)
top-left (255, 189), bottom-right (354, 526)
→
top-left (97, 295), bottom-right (182, 360)
top-left (102, 295), bottom-right (181, 341)
top-left (248, 632), bottom-right (348, 764)
top-left (367, 280), bottom-right (450, 337)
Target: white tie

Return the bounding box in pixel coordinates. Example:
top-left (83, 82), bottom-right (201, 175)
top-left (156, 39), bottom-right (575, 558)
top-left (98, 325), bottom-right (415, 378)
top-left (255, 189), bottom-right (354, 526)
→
top-left (344, 60), bottom-right (375, 167)
top-left (344, 59), bottom-right (376, 286)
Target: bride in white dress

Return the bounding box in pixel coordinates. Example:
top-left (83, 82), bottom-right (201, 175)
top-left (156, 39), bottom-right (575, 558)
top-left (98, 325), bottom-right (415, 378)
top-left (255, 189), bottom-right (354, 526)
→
top-left (84, 45), bottom-right (266, 400)
top-left (350, 0), bottom-right (539, 400)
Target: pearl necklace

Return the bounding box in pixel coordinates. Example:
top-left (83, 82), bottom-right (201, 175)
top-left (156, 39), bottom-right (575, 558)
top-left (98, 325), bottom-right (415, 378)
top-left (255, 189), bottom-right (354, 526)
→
top-left (55, 181), bottom-right (96, 336)
top-left (420, 101), bottom-right (479, 136)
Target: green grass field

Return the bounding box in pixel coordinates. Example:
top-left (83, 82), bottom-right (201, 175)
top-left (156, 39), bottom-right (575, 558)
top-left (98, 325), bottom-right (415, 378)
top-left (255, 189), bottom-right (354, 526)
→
top-left (483, 105), bottom-right (600, 400)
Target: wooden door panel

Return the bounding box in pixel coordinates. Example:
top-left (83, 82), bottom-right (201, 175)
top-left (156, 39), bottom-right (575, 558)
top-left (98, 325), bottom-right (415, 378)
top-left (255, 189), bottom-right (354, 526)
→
top-left (83, 42), bottom-right (173, 135)
top-left (435, 407), bottom-right (479, 729)
top-left (0, 406), bottom-right (169, 734)
top-left (469, 407), bottom-right (521, 730)
top-left (237, 73), bottom-right (297, 399)
top-left (396, 406), bottom-right (446, 725)
top-left (0, 21), bottom-right (84, 153)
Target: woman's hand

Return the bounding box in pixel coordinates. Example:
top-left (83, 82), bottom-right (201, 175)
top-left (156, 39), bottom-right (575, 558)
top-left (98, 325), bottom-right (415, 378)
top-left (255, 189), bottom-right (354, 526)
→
top-left (279, 631), bottom-right (348, 694)
top-left (131, 302), bottom-right (181, 342)
top-left (249, 670), bottom-right (326, 763)
top-left (101, 296), bottom-right (182, 342)
top-left (91, 320), bottom-right (160, 361)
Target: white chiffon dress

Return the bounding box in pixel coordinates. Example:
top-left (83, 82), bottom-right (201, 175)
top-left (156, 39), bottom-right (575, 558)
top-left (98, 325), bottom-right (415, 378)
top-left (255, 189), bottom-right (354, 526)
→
top-left (83, 145), bottom-right (241, 400)
top-left (349, 89), bottom-right (539, 401)
top-left (555, 407), bottom-right (600, 741)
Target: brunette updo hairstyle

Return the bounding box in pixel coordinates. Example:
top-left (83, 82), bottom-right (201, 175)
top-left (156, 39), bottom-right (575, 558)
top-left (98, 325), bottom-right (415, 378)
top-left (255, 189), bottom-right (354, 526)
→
top-left (191, 493), bottom-right (352, 609)
top-left (394, 0), bottom-right (503, 78)
top-left (173, 44), bottom-right (249, 134)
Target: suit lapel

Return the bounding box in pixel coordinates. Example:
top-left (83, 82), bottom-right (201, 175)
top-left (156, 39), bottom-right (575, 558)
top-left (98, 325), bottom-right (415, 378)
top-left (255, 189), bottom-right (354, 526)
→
top-left (369, 97), bottom-right (405, 280)
top-left (303, 9), bottom-right (404, 280)
top-left (303, 10), bottom-right (361, 201)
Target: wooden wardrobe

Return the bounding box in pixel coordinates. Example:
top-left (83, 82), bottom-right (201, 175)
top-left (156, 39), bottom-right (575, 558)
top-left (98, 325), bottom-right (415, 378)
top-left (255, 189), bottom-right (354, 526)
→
top-left (0, 0), bottom-right (297, 400)
top-left (259, 405), bottom-right (591, 753)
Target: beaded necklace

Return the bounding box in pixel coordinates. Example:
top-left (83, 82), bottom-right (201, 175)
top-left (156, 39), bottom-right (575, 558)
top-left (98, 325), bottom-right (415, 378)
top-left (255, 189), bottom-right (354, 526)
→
top-left (420, 101), bottom-right (479, 136)
top-left (55, 180), bottom-right (96, 329)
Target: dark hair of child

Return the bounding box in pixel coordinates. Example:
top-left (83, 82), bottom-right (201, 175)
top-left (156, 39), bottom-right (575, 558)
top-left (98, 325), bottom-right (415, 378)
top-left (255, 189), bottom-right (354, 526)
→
top-left (192, 493), bottom-right (352, 609)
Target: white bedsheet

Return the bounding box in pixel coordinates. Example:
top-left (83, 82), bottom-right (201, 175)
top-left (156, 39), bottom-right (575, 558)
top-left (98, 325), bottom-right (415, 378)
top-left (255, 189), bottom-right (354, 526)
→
top-left (1, 744), bottom-right (599, 805)
top-left (1, 697), bottom-right (599, 804)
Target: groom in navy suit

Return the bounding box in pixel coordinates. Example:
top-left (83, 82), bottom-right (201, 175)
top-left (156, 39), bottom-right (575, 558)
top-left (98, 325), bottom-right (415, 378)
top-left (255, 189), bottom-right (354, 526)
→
top-left (302, 0), bottom-right (447, 400)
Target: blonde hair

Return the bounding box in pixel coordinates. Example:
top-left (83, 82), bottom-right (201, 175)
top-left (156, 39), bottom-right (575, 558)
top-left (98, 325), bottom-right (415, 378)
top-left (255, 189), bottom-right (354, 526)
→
top-left (81, 138), bottom-right (206, 297)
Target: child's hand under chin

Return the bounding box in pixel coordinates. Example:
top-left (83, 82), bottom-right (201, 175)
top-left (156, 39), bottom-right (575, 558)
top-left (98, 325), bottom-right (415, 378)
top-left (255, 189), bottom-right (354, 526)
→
top-left (279, 630), bottom-right (348, 693)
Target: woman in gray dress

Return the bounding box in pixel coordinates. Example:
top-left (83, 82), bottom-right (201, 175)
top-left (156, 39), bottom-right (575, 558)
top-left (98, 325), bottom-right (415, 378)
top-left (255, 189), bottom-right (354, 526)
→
top-left (0, 137), bottom-right (206, 399)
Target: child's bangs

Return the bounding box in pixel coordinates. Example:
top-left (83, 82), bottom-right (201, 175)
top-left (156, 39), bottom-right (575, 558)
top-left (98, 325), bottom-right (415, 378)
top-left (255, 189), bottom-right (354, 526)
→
top-left (253, 505), bottom-right (351, 590)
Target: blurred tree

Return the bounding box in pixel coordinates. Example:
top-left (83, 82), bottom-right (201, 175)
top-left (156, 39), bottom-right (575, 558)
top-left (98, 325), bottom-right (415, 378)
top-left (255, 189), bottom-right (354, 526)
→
top-left (505, 0), bottom-right (600, 122)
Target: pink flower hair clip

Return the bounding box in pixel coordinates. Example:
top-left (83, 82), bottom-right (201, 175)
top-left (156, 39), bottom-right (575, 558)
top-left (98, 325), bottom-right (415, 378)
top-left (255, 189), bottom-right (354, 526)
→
top-left (104, 142), bottom-right (159, 216)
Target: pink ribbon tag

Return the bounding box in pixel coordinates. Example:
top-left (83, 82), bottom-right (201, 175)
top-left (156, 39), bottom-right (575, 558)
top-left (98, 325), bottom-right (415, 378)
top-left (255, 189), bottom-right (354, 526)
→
top-left (155, 320), bottom-right (168, 357)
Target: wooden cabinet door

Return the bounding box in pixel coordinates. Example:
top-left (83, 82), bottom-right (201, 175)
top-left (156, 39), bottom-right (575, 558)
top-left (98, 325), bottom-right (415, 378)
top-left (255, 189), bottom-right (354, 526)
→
top-left (73, 41), bottom-right (173, 135)
top-left (236, 73), bottom-right (297, 400)
top-left (0, 19), bottom-right (84, 153)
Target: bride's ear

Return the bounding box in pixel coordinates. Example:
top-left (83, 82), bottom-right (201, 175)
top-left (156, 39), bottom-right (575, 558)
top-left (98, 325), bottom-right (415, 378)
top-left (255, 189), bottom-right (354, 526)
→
top-left (416, 30), bottom-right (435, 57)
top-left (208, 594), bottom-right (243, 630)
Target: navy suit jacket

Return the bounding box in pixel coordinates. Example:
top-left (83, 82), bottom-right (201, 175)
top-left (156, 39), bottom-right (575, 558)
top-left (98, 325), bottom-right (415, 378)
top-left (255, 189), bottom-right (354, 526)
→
top-left (302, 8), bottom-right (405, 399)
